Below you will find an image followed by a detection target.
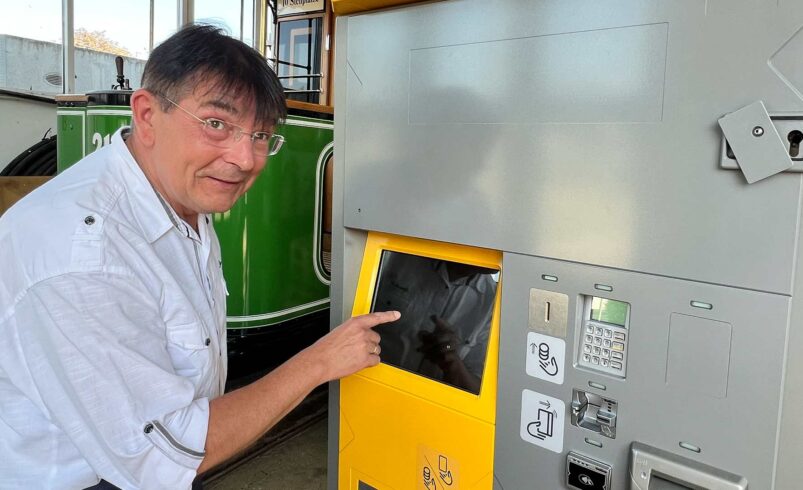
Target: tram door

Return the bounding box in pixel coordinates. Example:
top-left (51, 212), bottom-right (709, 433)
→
top-left (273, 0), bottom-right (334, 105)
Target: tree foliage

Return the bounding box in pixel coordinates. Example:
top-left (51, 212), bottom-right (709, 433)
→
top-left (74, 28), bottom-right (131, 57)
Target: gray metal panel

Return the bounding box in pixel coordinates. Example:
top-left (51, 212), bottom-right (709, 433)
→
top-left (666, 313), bottom-right (732, 399)
top-left (409, 23), bottom-right (668, 124)
top-left (328, 15), bottom-right (350, 490)
top-left (341, 0), bottom-right (803, 295)
top-left (329, 16), bottom-right (372, 490)
top-left (775, 168), bottom-right (803, 489)
top-left (494, 252), bottom-right (789, 489)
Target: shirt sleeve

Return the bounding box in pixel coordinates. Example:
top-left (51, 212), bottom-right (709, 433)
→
top-left (6, 272), bottom-right (209, 490)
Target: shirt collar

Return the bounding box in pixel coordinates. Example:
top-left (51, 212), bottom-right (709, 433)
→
top-left (107, 127), bottom-right (202, 243)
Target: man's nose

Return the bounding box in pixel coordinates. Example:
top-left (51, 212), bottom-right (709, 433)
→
top-left (226, 132), bottom-right (257, 171)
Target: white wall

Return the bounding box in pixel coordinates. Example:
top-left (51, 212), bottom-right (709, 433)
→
top-left (0, 34), bottom-right (146, 94)
top-left (0, 95), bottom-right (55, 172)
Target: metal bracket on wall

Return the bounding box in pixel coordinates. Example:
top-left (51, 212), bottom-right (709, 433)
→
top-left (718, 101), bottom-right (800, 183)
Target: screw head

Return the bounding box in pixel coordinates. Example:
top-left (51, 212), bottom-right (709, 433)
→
top-left (752, 126), bottom-right (764, 137)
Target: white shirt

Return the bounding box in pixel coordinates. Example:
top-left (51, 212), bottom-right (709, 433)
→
top-left (0, 129), bottom-right (227, 489)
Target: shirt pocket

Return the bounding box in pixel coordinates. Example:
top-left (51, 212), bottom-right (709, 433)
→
top-left (165, 322), bottom-right (211, 379)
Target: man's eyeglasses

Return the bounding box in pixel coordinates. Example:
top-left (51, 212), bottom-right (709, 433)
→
top-left (161, 95), bottom-right (285, 157)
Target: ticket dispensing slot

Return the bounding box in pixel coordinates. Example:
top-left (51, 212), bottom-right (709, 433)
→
top-left (630, 442), bottom-right (748, 490)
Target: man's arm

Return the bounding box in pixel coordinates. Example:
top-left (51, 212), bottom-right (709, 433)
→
top-left (197, 310), bottom-right (399, 473)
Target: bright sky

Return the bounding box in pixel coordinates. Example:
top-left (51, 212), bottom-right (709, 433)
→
top-left (0, 0), bottom-right (242, 59)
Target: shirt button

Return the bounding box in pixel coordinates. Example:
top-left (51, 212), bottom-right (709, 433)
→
top-left (84, 215), bottom-right (95, 225)
top-left (143, 423), bottom-right (154, 434)
top-left (205, 338), bottom-right (211, 346)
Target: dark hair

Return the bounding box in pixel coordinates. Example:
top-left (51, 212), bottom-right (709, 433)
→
top-left (141, 24), bottom-right (286, 127)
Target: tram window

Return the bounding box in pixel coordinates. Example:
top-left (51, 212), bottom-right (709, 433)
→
top-left (0, 0), bottom-right (63, 94)
top-left (194, 0), bottom-right (243, 40)
top-left (153, 0), bottom-right (180, 48)
top-left (319, 154), bottom-right (333, 276)
top-left (276, 18), bottom-right (323, 104)
top-left (370, 251), bottom-right (499, 395)
top-left (73, 0), bottom-right (150, 92)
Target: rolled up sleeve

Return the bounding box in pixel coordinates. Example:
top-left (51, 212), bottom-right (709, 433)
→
top-left (4, 272), bottom-right (209, 489)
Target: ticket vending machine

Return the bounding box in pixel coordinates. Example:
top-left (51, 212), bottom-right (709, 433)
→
top-left (328, 1), bottom-right (803, 489)
top-left (338, 233), bottom-right (502, 489)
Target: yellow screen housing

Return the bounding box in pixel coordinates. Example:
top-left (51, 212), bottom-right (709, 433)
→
top-left (339, 232), bottom-right (502, 489)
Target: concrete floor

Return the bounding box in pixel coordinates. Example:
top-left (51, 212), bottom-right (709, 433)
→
top-left (205, 418), bottom-right (328, 490)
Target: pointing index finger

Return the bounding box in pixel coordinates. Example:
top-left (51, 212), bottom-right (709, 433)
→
top-left (362, 310), bottom-right (400, 328)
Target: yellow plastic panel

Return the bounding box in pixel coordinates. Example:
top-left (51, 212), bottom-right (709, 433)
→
top-left (339, 232), bottom-right (502, 489)
top-left (331, 0), bottom-right (435, 16)
top-left (340, 376), bottom-right (495, 489)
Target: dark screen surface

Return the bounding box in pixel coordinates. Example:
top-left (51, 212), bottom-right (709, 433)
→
top-left (370, 250), bottom-right (499, 394)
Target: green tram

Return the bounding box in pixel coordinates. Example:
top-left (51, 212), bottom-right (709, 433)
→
top-left (56, 90), bottom-right (334, 376)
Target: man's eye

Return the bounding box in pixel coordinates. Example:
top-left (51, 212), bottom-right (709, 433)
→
top-left (253, 132), bottom-right (271, 142)
top-left (205, 119), bottom-right (228, 131)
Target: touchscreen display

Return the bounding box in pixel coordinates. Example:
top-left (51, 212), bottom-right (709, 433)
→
top-left (370, 250), bottom-right (499, 394)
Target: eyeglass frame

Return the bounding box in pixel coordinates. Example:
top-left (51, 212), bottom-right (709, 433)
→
top-left (157, 94), bottom-right (285, 157)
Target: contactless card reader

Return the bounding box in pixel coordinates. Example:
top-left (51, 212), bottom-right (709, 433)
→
top-left (567, 452), bottom-right (612, 490)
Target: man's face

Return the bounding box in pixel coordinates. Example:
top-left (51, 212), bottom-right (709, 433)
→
top-left (149, 85), bottom-right (272, 222)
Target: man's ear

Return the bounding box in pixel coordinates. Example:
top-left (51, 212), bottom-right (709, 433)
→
top-left (129, 89), bottom-right (159, 146)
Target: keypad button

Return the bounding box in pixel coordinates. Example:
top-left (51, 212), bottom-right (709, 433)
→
top-left (583, 354), bottom-right (591, 362)
top-left (585, 335), bottom-right (594, 343)
top-left (594, 337), bottom-right (602, 346)
top-left (602, 349), bottom-right (610, 357)
top-left (593, 347), bottom-right (601, 355)
top-left (603, 339), bottom-right (612, 348)
top-left (586, 325), bottom-right (594, 333)
top-left (612, 341), bottom-right (625, 351)
top-left (592, 356), bottom-right (600, 365)
top-left (611, 361), bottom-right (622, 370)
top-left (601, 359), bottom-right (610, 367)
top-left (614, 332), bottom-right (625, 341)
top-left (604, 329), bottom-right (612, 338)
top-left (595, 327), bottom-right (603, 336)
top-left (611, 352), bottom-right (623, 360)
top-left (583, 344), bottom-right (592, 353)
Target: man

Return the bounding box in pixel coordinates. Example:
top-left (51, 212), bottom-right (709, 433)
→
top-left (0, 25), bottom-right (397, 489)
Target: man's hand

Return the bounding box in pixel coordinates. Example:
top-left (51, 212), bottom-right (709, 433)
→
top-left (308, 310), bottom-right (400, 383)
